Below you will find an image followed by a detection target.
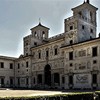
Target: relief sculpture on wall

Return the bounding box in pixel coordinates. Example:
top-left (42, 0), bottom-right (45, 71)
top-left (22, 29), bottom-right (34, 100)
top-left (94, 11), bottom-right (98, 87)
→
top-left (76, 74), bottom-right (88, 83)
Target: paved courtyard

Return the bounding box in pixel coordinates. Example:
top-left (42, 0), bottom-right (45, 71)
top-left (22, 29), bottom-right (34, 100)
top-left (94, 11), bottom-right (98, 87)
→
top-left (0, 89), bottom-right (68, 97)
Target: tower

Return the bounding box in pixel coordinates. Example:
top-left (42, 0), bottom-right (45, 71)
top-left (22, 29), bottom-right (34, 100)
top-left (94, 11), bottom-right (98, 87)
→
top-left (30, 22), bottom-right (49, 46)
top-left (23, 22), bottom-right (49, 56)
top-left (64, 0), bottom-right (98, 44)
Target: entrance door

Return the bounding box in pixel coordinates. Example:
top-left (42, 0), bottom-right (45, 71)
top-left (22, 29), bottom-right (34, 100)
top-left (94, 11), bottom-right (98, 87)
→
top-left (44, 64), bottom-right (51, 86)
top-left (92, 74), bottom-right (97, 89)
top-left (54, 73), bottom-right (60, 85)
top-left (69, 75), bottom-right (73, 89)
top-left (37, 74), bottom-right (42, 84)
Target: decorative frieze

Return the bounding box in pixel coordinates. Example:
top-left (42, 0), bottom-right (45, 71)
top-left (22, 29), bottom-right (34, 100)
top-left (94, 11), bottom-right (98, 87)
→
top-left (75, 74), bottom-right (89, 84)
top-left (78, 50), bottom-right (86, 57)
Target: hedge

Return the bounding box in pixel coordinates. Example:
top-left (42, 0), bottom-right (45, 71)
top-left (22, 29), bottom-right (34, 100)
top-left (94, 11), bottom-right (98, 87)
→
top-left (0, 92), bottom-right (99, 100)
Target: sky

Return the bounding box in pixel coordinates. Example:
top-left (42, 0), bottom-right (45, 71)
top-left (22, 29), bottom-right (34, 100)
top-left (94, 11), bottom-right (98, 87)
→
top-left (0, 0), bottom-right (100, 57)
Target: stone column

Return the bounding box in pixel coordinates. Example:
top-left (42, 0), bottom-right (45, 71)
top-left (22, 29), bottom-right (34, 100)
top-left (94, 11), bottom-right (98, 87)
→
top-left (60, 74), bottom-right (62, 89)
top-left (65, 75), bottom-right (69, 89)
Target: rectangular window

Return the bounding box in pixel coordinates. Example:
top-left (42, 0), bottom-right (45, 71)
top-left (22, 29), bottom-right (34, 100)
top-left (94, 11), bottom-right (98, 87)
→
top-left (26, 53), bottom-right (28, 56)
top-left (37, 74), bottom-right (42, 84)
top-left (70, 63), bottom-right (73, 67)
top-left (33, 78), bottom-right (35, 84)
top-left (34, 42), bottom-right (37, 46)
top-left (26, 42), bottom-right (28, 46)
top-left (0, 62), bottom-right (4, 68)
top-left (79, 11), bottom-right (82, 16)
top-left (10, 78), bottom-right (13, 85)
top-left (92, 47), bottom-right (97, 57)
top-left (62, 77), bottom-right (65, 84)
top-left (82, 25), bottom-right (85, 30)
top-left (92, 74), bottom-right (97, 84)
top-left (18, 63), bottom-right (20, 69)
top-left (70, 26), bottom-right (73, 30)
top-left (26, 78), bottom-right (29, 85)
top-left (26, 61), bottom-right (28, 68)
top-left (10, 63), bottom-right (13, 69)
top-left (70, 40), bottom-right (73, 44)
top-left (55, 48), bottom-right (58, 55)
top-left (18, 78), bottom-right (20, 86)
top-left (39, 52), bottom-right (41, 59)
top-left (93, 60), bottom-right (97, 64)
top-left (90, 29), bottom-right (93, 33)
top-left (69, 76), bottom-right (73, 84)
top-left (46, 50), bottom-right (49, 57)
top-left (1, 78), bottom-right (4, 85)
top-left (69, 52), bottom-right (73, 60)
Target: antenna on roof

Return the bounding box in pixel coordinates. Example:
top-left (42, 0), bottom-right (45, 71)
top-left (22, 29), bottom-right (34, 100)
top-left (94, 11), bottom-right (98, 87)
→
top-left (86, 0), bottom-right (90, 4)
top-left (39, 18), bottom-right (41, 25)
top-left (83, 0), bottom-right (85, 3)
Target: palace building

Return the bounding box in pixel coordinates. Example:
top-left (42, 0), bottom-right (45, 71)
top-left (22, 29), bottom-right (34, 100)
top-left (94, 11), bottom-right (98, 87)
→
top-left (0, 0), bottom-right (100, 89)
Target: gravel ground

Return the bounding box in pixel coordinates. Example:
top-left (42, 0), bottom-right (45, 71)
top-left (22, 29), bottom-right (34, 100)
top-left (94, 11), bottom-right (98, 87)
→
top-left (0, 89), bottom-right (65, 97)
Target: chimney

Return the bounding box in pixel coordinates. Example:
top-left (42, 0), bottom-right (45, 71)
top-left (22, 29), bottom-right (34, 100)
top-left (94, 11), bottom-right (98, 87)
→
top-left (83, 0), bottom-right (85, 4)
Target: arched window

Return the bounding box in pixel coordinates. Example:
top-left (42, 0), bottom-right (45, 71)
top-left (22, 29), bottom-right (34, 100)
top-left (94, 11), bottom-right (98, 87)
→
top-left (54, 45), bottom-right (58, 55)
top-left (32, 52), bottom-right (35, 58)
top-left (38, 50), bottom-right (41, 59)
top-left (90, 11), bottom-right (93, 20)
top-left (70, 40), bottom-right (73, 44)
top-left (45, 48), bottom-right (49, 57)
top-left (79, 11), bottom-right (82, 17)
top-left (34, 31), bottom-right (37, 37)
top-left (42, 31), bottom-right (45, 39)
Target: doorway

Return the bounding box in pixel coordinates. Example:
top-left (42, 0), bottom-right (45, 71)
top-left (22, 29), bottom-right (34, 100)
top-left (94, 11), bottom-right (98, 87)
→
top-left (44, 64), bottom-right (51, 86)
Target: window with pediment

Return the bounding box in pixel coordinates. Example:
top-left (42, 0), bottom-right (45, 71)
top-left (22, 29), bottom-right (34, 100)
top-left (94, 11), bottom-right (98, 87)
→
top-left (54, 45), bottom-right (58, 55)
top-left (46, 48), bottom-right (49, 57)
top-left (38, 50), bottom-right (41, 59)
top-left (34, 31), bottom-right (37, 37)
top-left (92, 47), bottom-right (97, 57)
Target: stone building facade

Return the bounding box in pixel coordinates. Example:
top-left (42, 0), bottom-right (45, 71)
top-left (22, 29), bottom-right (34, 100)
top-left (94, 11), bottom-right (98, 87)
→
top-left (0, 0), bottom-right (100, 89)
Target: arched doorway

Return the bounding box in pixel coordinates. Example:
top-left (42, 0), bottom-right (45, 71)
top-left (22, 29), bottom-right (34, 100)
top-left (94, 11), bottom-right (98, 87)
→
top-left (44, 64), bottom-right (51, 86)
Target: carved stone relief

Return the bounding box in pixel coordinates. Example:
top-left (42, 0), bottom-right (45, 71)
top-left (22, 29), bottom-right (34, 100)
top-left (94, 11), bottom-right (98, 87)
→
top-left (87, 47), bottom-right (91, 56)
top-left (41, 49), bottom-right (44, 59)
top-left (35, 51), bottom-right (38, 59)
top-left (61, 51), bottom-right (64, 56)
top-left (79, 62), bottom-right (86, 70)
top-left (54, 63), bottom-right (57, 68)
top-left (32, 52), bottom-right (35, 59)
top-left (78, 50), bottom-right (86, 57)
top-left (87, 61), bottom-right (91, 69)
top-left (75, 63), bottom-right (78, 70)
top-left (76, 74), bottom-right (88, 84)
top-left (66, 53), bottom-right (68, 60)
top-left (93, 66), bottom-right (98, 70)
top-left (20, 78), bottom-right (25, 84)
top-left (69, 69), bottom-right (73, 73)
top-left (75, 50), bottom-right (78, 58)
top-left (65, 64), bottom-right (68, 72)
